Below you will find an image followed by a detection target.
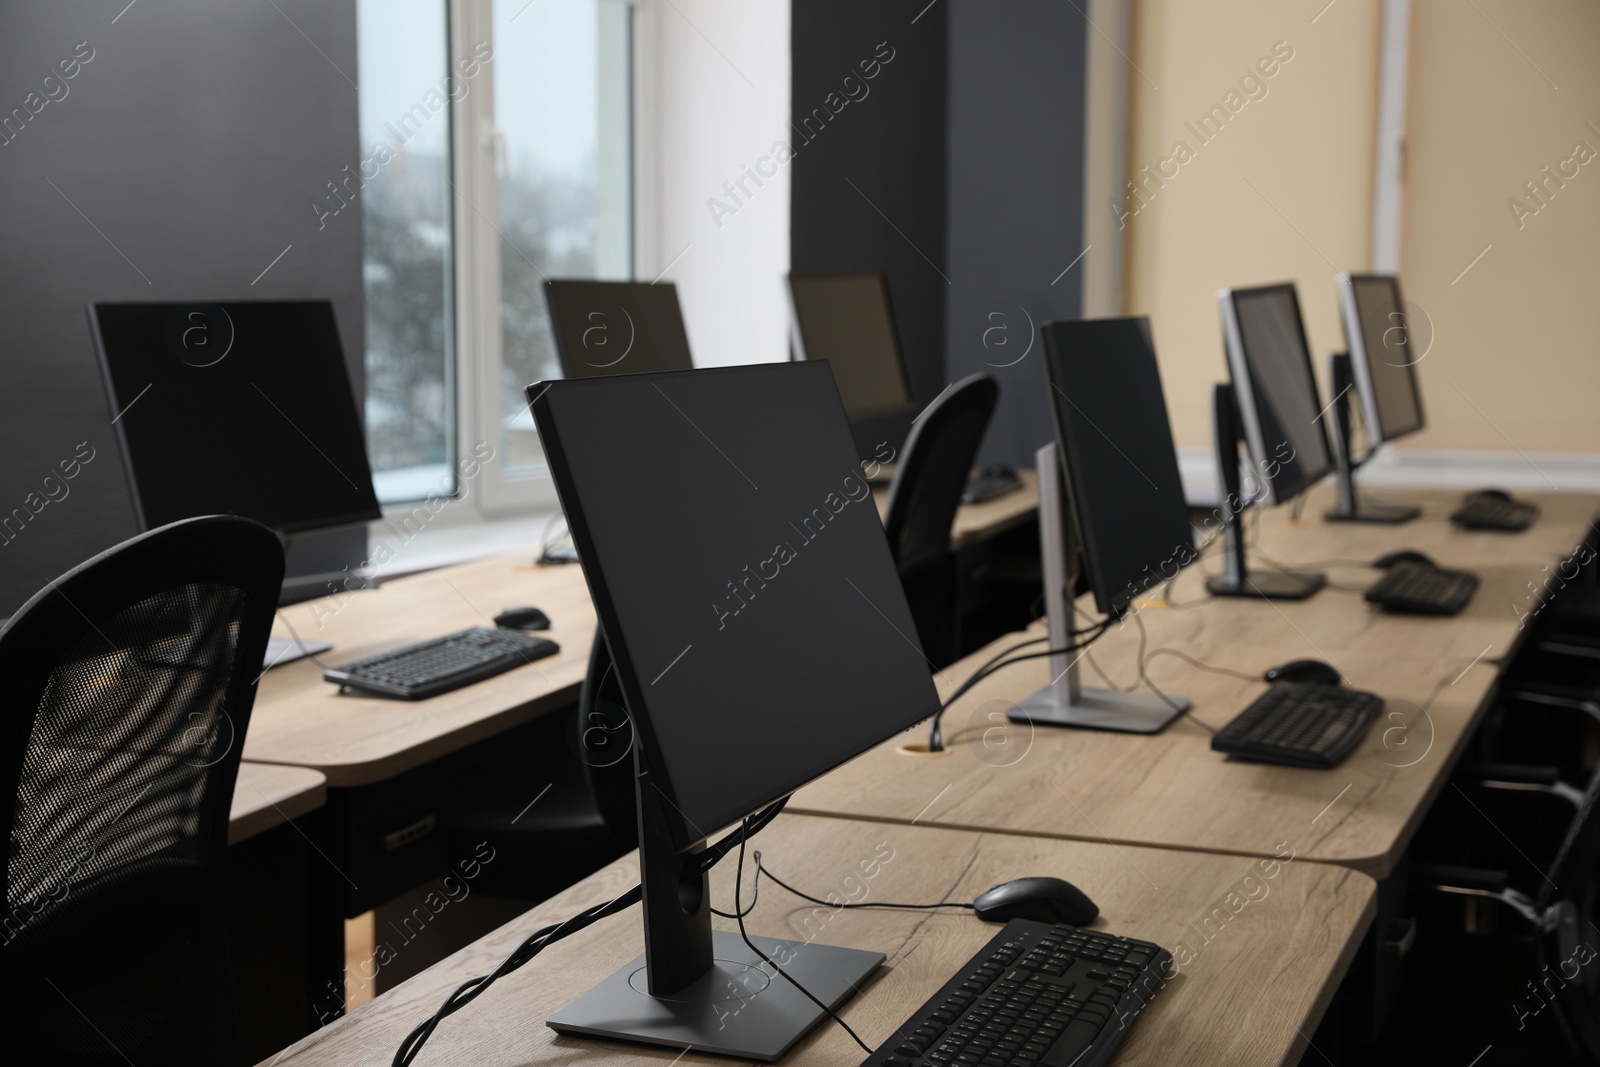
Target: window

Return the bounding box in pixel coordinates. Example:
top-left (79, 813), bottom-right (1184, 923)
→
top-left (357, 0), bottom-right (635, 508)
top-left (357, 0), bottom-right (457, 505)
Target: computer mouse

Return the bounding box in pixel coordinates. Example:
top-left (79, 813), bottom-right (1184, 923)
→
top-left (983, 464), bottom-right (1018, 479)
top-left (493, 606), bottom-right (551, 631)
top-left (1373, 549), bottom-right (1435, 569)
top-left (972, 876), bottom-right (1099, 926)
top-left (1471, 488), bottom-right (1512, 502)
top-left (1263, 658), bottom-right (1343, 686)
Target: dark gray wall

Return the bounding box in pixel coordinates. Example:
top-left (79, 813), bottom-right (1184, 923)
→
top-left (790, 0), bottom-right (949, 433)
top-left (0, 0), bottom-right (364, 616)
top-left (947, 0), bottom-right (1089, 467)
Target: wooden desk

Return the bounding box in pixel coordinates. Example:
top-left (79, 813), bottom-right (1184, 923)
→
top-left (259, 814), bottom-right (1375, 1067)
top-left (875, 469), bottom-right (1040, 549)
top-left (792, 489), bottom-right (1600, 880)
top-left (246, 559), bottom-right (595, 786)
top-left (230, 762), bottom-right (327, 844)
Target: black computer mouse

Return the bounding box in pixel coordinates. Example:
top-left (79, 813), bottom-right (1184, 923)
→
top-left (972, 876), bottom-right (1098, 926)
top-left (494, 606), bottom-right (551, 631)
top-left (1471, 488), bottom-right (1512, 502)
top-left (1263, 658), bottom-right (1343, 686)
top-left (1373, 549), bottom-right (1435, 569)
top-left (984, 464), bottom-right (1018, 479)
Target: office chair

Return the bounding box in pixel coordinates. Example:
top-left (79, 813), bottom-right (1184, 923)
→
top-left (440, 630), bottom-right (632, 899)
top-left (882, 373), bottom-right (999, 666)
top-left (1, 515), bottom-right (283, 1067)
top-left (1409, 761), bottom-right (1600, 1061)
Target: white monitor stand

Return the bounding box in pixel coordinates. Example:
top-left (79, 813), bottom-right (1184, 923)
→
top-left (1008, 442), bottom-right (1187, 735)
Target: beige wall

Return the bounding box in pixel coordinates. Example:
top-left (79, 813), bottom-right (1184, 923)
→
top-left (1402, 0), bottom-right (1600, 452)
top-left (1124, 0), bottom-right (1382, 449)
top-left (1125, 0), bottom-right (1600, 458)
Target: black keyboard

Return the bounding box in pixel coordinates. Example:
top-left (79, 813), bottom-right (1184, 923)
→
top-left (1365, 562), bottom-right (1479, 615)
top-left (1452, 494), bottom-right (1539, 532)
top-left (862, 918), bottom-right (1170, 1067)
top-left (324, 627), bottom-right (558, 699)
top-left (1211, 681), bottom-right (1384, 768)
top-left (963, 467), bottom-right (1023, 505)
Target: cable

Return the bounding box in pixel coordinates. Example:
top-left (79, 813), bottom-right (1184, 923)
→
top-left (1144, 647), bottom-right (1259, 682)
top-left (274, 610), bottom-right (337, 671)
top-left (392, 798), bottom-right (788, 1065)
top-left (928, 621), bottom-right (1113, 751)
top-left (757, 854), bottom-right (974, 914)
top-left (733, 818), bottom-right (875, 1055)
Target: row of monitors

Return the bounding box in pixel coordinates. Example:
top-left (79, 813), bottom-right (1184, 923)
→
top-left (87, 271), bottom-right (1423, 566)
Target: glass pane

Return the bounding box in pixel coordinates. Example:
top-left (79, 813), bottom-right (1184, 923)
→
top-left (494, 0), bottom-right (633, 472)
top-left (357, 0), bottom-right (456, 504)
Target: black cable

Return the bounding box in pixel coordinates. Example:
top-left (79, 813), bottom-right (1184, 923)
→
top-left (733, 819), bottom-right (875, 1055)
top-left (274, 610), bottom-right (337, 671)
top-left (928, 621), bottom-right (1113, 751)
top-left (1144, 647), bottom-right (1260, 682)
top-left (392, 798), bottom-right (788, 1065)
top-left (756, 854), bottom-right (974, 913)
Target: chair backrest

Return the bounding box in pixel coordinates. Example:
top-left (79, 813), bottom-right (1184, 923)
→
top-left (1, 515), bottom-right (283, 1066)
top-left (881, 374), bottom-right (999, 573)
top-left (576, 629), bottom-right (639, 849)
top-left (1535, 763), bottom-right (1600, 1058)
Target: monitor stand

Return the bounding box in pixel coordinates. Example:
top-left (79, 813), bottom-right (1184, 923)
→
top-left (1204, 383), bottom-right (1326, 601)
top-left (1008, 443), bottom-right (1186, 734)
top-left (261, 635), bottom-right (332, 671)
top-left (547, 761), bottom-right (882, 1061)
top-left (1323, 353), bottom-right (1420, 525)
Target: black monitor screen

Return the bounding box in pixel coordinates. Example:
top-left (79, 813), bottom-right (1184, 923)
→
top-left (543, 280), bottom-right (694, 378)
top-left (787, 272), bottom-right (914, 419)
top-left (1222, 284), bottom-right (1333, 504)
top-left (1344, 274), bottom-right (1425, 442)
top-left (1043, 318), bottom-right (1194, 617)
top-left (90, 301), bottom-right (380, 535)
top-left (531, 363), bottom-right (937, 844)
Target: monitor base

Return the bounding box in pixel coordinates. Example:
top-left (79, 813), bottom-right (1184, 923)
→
top-left (262, 635), bottom-right (332, 671)
top-left (1207, 569), bottom-right (1326, 600)
top-left (1010, 685), bottom-right (1186, 734)
top-left (547, 931), bottom-right (883, 1062)
top-left (1324, 501), bottom-right (1420, 524)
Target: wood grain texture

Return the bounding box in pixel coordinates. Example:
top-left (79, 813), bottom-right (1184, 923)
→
top-left (246, 558), bottom-right (596, 786)
top-left (229, 762), bottom-right (326, 844)
top-left (875, 469), bottom-right (1040, 549)
top-left (792, 488), bottom-right (1599, 879)
top-left (259, 814), bottom-right (1374, 1067)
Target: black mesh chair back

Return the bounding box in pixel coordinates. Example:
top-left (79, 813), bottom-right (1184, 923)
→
top-left (1534, 763), bottom-right (1600, 1058)
top-left (1, 515), bottom-right (283, 1066)
top-left (881, 373), bottom-right (999, 665)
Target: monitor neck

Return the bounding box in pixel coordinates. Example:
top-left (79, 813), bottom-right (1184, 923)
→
top-left (1328, 352), bottom-right (1368, 515)
top-left (634, 752), bottom-right (714, 995)
top-left (1035, 441), bottom-right (1087, 701)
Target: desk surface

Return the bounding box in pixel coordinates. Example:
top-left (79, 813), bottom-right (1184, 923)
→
top-left (875, 469), bottom-right (1040, 549)
top-left (229, 762), bottom-right (326, 845)
top-left (249, 476), bottom-right (1040, 788)
top-left (248, 559), bottom-right (596, 786)
top-left (791, 487), bottom-right (1598, 879)
top-left (260, 813), bottom-right (1374, 1067)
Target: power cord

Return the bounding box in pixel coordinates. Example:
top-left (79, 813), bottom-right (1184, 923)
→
top-left (391, 797), bottom-right (789, 1066)
top-left (274, 610), bottom-right (337, 672)
top-left (928, 621), bottom-right (1114, 751)
top-left (732, 817), bottom-right (876, 1055)
top-left (713, 851), bottom-right (976, 919)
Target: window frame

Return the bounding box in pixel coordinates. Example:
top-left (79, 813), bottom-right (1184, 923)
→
top-left (422, 0), bottom-right (653, 521)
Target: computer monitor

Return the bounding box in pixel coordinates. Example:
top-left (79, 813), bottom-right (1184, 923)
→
top-left (1323, 273), bottom-right (1425, 523)
top-left (1211, 283), bottom-right (1332, 599)
top-left (1009, 317), bottom-right (1194, 734)
top-left (786, 271), bottom-right (916, 464)
top-left (528, 361), bottom-right (938, 1059)
top-left (90, 300), bottom-right (381, 658)
top-left (90, 300), bottom-right (380, 536)
top-left (543, 279), bottom-right (694, 378)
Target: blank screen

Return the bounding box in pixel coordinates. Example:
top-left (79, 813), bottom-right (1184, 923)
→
top-left (1348, 276), bottom-right (1425, 441)
top-left (1043, 319), bottom-right (1194, 616)
top-left (1227, 286), bottom-right (1333, 501)
top-left (543, 280), bottom-right (695, 377)
top-left (531, 363), bottom-right (938, 842)
top-left (91, 301), bottom-right (380, 535)
top-left (788, 273), bottom-right (914, 419)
